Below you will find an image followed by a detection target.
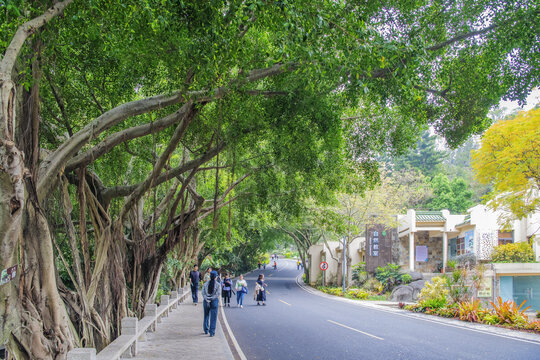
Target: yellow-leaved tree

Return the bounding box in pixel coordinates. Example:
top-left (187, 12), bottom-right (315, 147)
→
top-left (472, 108), bottom-right (540, 223)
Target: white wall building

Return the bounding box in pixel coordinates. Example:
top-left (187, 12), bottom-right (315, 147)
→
top-left (307, 237), bottom-right (365, 286)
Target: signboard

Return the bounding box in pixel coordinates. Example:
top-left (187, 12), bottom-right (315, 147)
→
top-left (477, 277), bottom-right (493, 298)
top-left (416, 246), bottom-right (428, 262)
top-left (0, 265), bottom-right (18, 286)
top-left (319, 262), bottom-right (329, 271)
top-left (365, 225), bottom-right (396, 273)
top-left (465, 230), bottom-right (474, 254)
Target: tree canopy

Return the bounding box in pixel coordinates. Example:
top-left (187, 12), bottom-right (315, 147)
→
top-left (1, 1), bottom-right (539, 358)
top-left (472, 108), bottom-right (540, 222)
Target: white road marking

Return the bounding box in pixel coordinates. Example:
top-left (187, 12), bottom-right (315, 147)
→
top-left (279, 299), bottom-right (292, 306)
top-left (327, 320), bottom-right (384, 340)
top-left (220, 298), bottom-right (248, 360)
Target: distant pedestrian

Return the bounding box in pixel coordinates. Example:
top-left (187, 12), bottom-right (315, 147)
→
top-left (297, 259), bottom-right (300, 270)
top-left (235, 274), bottom-right (248, 308)
top-left (258, 261), bottom-right (262, 269)
top-left (203, 267), bottom-right (212, 283)
top-left (255, 274), bottom-right (267, 306)
top-left (189, 265), bottom-right (201, 305)
top-left (276, 254), bottom-right (279, 260)
top-left (222, 273), bottom-right (233, 307)
top-left (273, 261), bottom-right (277, 270)
top-left (263, 262), bottom-right (266, 269)
top-left (202, 271), bottom-right (220, 337)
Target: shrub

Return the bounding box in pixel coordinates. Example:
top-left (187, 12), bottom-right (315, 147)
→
top-left (491, 242), bottom-right (535, 263)
top-left (375, 263), bottom-right (405, 291)
top-left (363, 278), bottom-right (384, 293)
top-left (537, 310), bottom-right (540, 319)
top-left (418, 276), bottom-right (448, 309)
top-left (482, 313), bottom-right (500, 325)
top-left (317, 286), bottom-right (344, 296)
top-left (346, 289), bottom-right (369, 300)
top-left (490, 297), bottom-right (531, 325)
top-left (401, 273), bottom-right (412, 284)
top-left (457, 299), bottom-right (482, 322)
top-left (435, 305), bottom-right (458, 318)
top-left (352, 262), bottom-right (368, 286)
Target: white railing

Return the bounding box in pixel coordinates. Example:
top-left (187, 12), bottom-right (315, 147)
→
top-left (67, 286), bottom-right (191, 360)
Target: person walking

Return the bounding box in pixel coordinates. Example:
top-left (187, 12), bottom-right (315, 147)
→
top-left (189, 265), bottom-right (201, 305)
top-left (203, 267), bottom-right (212, 283)
top-left (258, 261), bottom-right (262, 269)
top-left (255, 274), bottom-right (268, 306)
top-left (273, 260), bottom-right (277, 270)
top-left (202, 271), bottom-right (220, 337)
top-left (222, 273), bottom-right (233, 307)
top-left (263, 262), bottom-right (266, 269)
top-left (235, 274), bottom-right (248, 308)
top-left (297, 259), bottom-right (301, 270)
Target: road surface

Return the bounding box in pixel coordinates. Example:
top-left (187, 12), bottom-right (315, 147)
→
top-left (224, 259), bottom-right (540, 359)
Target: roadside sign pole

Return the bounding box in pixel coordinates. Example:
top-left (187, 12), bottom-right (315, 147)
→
top-left (342, 237), bottom-right (346, 295)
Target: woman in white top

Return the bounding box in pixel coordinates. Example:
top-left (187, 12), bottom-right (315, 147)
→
top-left (235, 274), bottom-right (248, 308)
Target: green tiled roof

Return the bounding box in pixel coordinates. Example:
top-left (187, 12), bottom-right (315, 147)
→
top-left (416, 211), bottom-right (445, 222)
top-left (455, 214), bottom-right (471, 227)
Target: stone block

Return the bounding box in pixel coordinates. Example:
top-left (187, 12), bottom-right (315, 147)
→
top-left (170, 291), bottom-right (178, 309)
top-left (67, 348), bottom-right (96, 360)
top-left (121, 317), bottom-right (138, 335)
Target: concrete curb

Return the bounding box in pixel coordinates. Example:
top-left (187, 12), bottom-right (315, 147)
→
top-left (295, 274), bottom-right (540, 345)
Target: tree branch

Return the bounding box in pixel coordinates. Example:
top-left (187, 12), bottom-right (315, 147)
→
top-left (0, 0), bottom-right (74, 139)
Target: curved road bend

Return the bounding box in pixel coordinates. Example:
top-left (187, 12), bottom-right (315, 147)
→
top-left (224, 259), bottom-right (540, 360)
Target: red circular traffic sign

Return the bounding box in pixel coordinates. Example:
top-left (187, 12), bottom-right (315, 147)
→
top-left (319, 261), bottom-right (329, 271)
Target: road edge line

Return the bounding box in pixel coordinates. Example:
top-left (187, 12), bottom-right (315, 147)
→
top-left (295, 274), bottom-right (540, 345)
top-left (219, 305), bottom-right (247, 360)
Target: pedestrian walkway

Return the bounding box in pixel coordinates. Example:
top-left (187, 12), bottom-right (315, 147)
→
top-left (134, 293), bottom-right (234, 360)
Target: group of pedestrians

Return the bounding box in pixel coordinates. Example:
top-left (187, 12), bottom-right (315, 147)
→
top-left (189, 264), bottom-right (269, 337)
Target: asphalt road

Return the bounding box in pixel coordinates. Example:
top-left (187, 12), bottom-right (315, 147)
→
top-left (224, 259), bottom-right (540, 360)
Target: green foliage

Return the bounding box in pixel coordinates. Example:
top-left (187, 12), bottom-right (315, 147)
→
top-left (491, 242), bottom-right (536, 263)
top-left (418, 276), bottom-right (448, 309)
top-left (374, 263), bottom-right (405, 291)
top-left (426, 174), bottom-right (474, 213)
top-left (317, 286), bottom-right (385, 301)
top-left (351, 262), bottom-right (368, 286)
top-left (362, 278), bottom-right (384, 293)
top-left (401, 273), bottom-right (412, 284)
top-left (317, 287), bottom-right (343, 297)
top-left (393, 131), bottom-right (445, 177)
top-left (346, 289), bottom-right (370, 300)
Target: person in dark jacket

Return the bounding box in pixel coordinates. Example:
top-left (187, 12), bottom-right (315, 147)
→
top-left (221, 273), bottom-right (233, 307)
top-left (202, 271), bottom-right (220, 337)
top-left (255, 274), bottom-right (268, 306)
top-left (189, 265), bottom-right (201, 305)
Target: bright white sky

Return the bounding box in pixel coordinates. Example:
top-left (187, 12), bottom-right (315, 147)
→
top-left (498, 87), bottom-right (540, 114)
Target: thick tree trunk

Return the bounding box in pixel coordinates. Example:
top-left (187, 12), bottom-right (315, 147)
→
top-left (0, 141), bottom-right (24, 356)
top-left (19, 205), bottom-right (75, 359)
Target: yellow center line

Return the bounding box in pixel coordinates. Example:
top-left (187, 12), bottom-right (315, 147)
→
top-left (279, 299), bottom-right (292, 306)
top-left (327, 320), bottom-right (384, 340)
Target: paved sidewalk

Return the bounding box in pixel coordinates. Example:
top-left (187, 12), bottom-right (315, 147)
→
top-left (134, 293), bottom-right (234, 360)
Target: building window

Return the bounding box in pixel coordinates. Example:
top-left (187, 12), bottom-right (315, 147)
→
top-left (457, 237), bottom-right (465, 255)
top-left (498, 231), bottom-right (513, 246)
